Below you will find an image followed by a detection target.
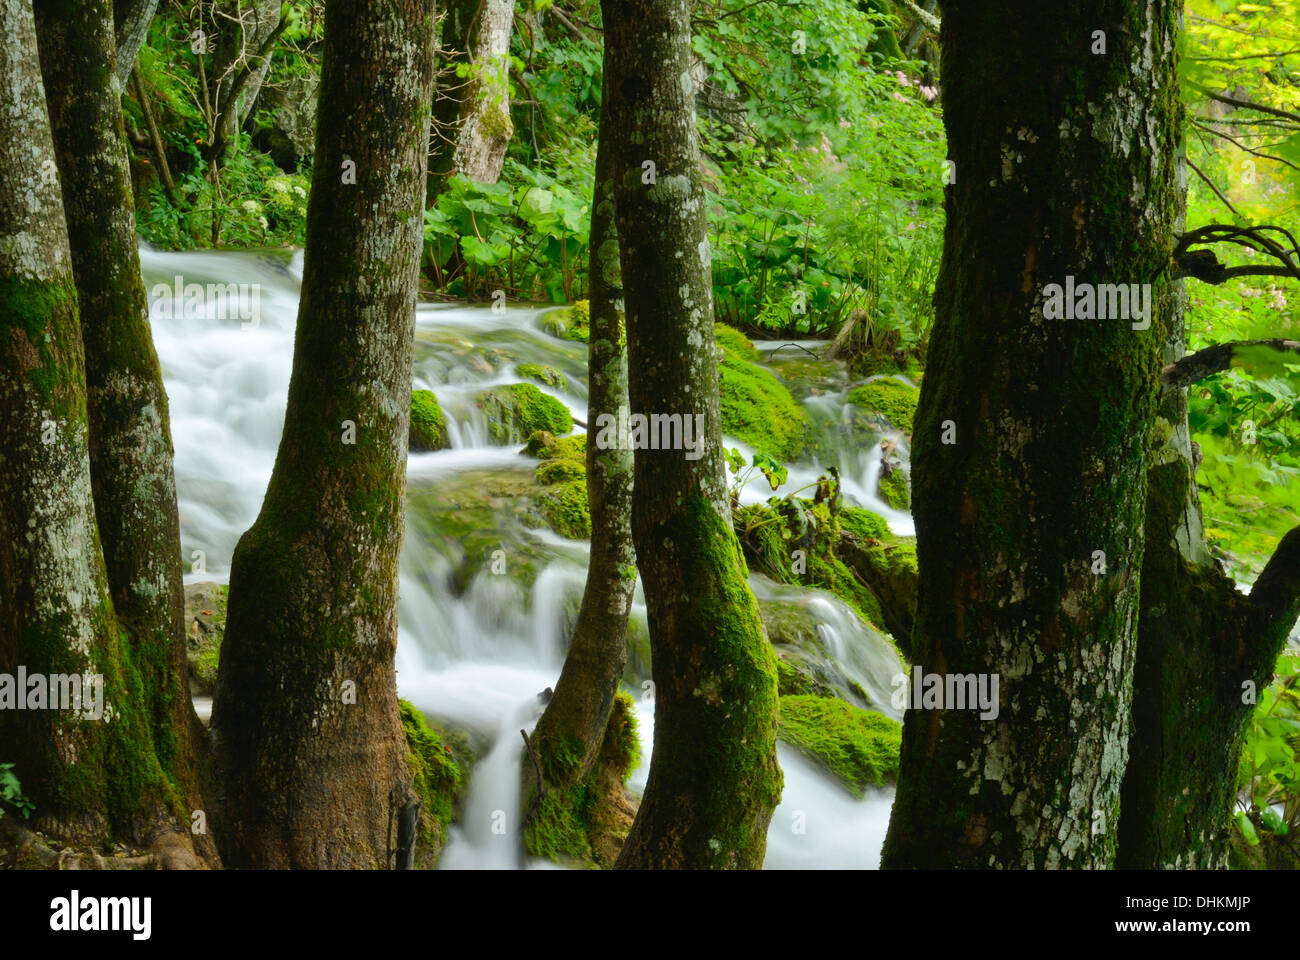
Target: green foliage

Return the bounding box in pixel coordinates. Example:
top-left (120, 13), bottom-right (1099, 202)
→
top-left (0, 763), bottom-right (34, 820)
top-left (777, 695), bottom-right (902, 797)
top-left (425, 162), bottom-right (591, 302)
top-left (1236, 653), bottom-right (1300, 844)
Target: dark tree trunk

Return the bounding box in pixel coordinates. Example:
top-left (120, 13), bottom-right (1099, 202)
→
top-left (0, 0), bottom-right (193, 859)
top-left (523, 73), bottom-right (637, 861)
top-left (33, 0), bottom-right (212, 863)
top-left (604, 0), bottom-right (782, 870)
top-left (211, 0), bottom-right (437, 869)
top-left (881, 0), bottom-right (1181, 868)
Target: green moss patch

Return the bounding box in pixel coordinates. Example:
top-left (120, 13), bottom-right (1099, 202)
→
top-left (718, 341), bottom-right (809, 461)
top-left (476, 383), bottom-right (573, 443)
top-left (778, 695), bottom-right (901, 797)
top-left (410, 389), bottom-right (450, 451)
top-left (542, 300), bottom-right (590, 343)
top-left (517, 363), bottom-right (568, 390)
top-left (878, 468), bottom-right (910, 509)
top-left (847, 377), bottom-right (920, 434)
top-left (399, 699), bottom-right (467, 869)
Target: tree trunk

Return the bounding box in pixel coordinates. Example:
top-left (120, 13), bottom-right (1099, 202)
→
top-left (431, 0), bottom-right (515, 185)
top-left (210, 0), bottom-right (437, 869)
top-left (1117, 196), bottom-right (1300, 867)
top-left (33, 0), bottom-right (213, 863)
top-left (0, 0), bottom-right (192, 857)
top-left (604, 0), bottom-right (782, 870)
top-left (522, 74), bottom-right (637, 861)
top-left (113, 0), bottom-right (158, 86)
top-left (880, 0), bottom-right (1180, 869)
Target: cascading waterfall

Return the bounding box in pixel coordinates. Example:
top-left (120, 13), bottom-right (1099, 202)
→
top-left (143, 243), bottom-right (911, 870)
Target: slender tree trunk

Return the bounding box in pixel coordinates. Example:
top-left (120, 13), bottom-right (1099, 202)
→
top-left (113, 0), bottom-right (158, 86)
top-left (0, 0), bottom-right (193, 858)
top-left (604, 0), bottom-right (782, 870)
top-left (881, 0), bottom-right (1180, 869)
top-left (431, 0), bottom-right (515, 185)
top-left (33, 0), bottom-right (213, 864)
top-left (522, 76), bottom-right (637, 860)
top-left (210, 0), bottom-right (437, 869)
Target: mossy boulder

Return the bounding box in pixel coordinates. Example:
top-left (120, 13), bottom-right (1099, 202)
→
top-left (777, 695), bottom-right (902, 797)
top-left (718, 338), bottom-right (809, 461)
top-left (761, 598), bottom-right (866, 703)
top-left (523, 430), bottom-right (586, 462)
top-left (524, 431), bottom-right (591, 540)
top-left (878, 467), bottom-right (911, 509)
top-left (475, 382), bottom-right (573, 443)
top-left (542, 299), bottom-right (590, 343)
top-left (183, 581), bottom-right (227, 697)
top-left (536, 479), bottom-right (591, 540)
top-left (399, 699), bottom-right (470, 869)
top-left (517, 363), bottom-right (568, 390)
top-left (736, 498), bottom-right (884, 630)
top-left (410, 389), bottom-right (450, 451)
top-left (847, 376), bottom-right (920, 434)
top-left (837, 506), bottom-right (918, 651)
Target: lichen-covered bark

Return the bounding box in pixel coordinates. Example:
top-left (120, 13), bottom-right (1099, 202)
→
top-left (430, 0), bottom-right (514, 184)
top-left (603, 0), bottom-right (782, 870)
top-left (0, 0), bottom-right (188, 852)
top-left (33, 0), bottom-right (212, 862)
top-left (112, 0), bottom-right (157, 86)
top-left (881, 0), bottom-right (1180, 868)
top-left (210, 0), bottom-right (437, 869)
top-left (523, 80), bottom-right (637, 857)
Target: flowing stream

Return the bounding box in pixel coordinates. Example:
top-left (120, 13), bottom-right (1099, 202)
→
top-left (142, 244), bottom-right (911, 870)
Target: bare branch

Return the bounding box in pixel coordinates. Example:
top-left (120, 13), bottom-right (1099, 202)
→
top-left (1159, 339), bottom-right (1300, 389)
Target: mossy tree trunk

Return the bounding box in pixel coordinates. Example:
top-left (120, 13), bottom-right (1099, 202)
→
top-left (0, 0), bottom-right (194, 858)
top-left (880, 0), bottom-right (1180, 868)
top-left (430, 0), bottom-right (514, 185)
top-left (1117, 231), bottom-right (1300, 867)
top-left (33, 0), bottom-right (213, 863)
top-left (210, 0), bottom-right (437, 869)
top-left (603, 0), bottom-right (782, 870)
top-left (522, 72), bottom-right (637, 862)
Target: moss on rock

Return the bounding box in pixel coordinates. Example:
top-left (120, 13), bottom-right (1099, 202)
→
top-left (715, 323), bottom-right (759, 361)
top-left (183, 582), bottom-right (228, 697)
top-left (517, 363), bottom-right (568, 390)
top-left (542, 300), bottom-right (591, 343)
top-left (847, 377), bottom-right (920, 434)
top-left (718, 341), bottom-right (809, 461)
top-left (410, 389), bottom-right (450, 451)
top-left (476, 383), bottom-right (573, 443)
top-left (778, 695), bottom-right (902, 797)
top-left (399, 699), bottom-right (467, 869)
top-left (537, 480), bottom-right (591, 540)
top-left (878, 468), bottom-right (911, 509)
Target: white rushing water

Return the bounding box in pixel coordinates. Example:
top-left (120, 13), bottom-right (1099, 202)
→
top-left (141, 244), bottom-right (907, 869)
